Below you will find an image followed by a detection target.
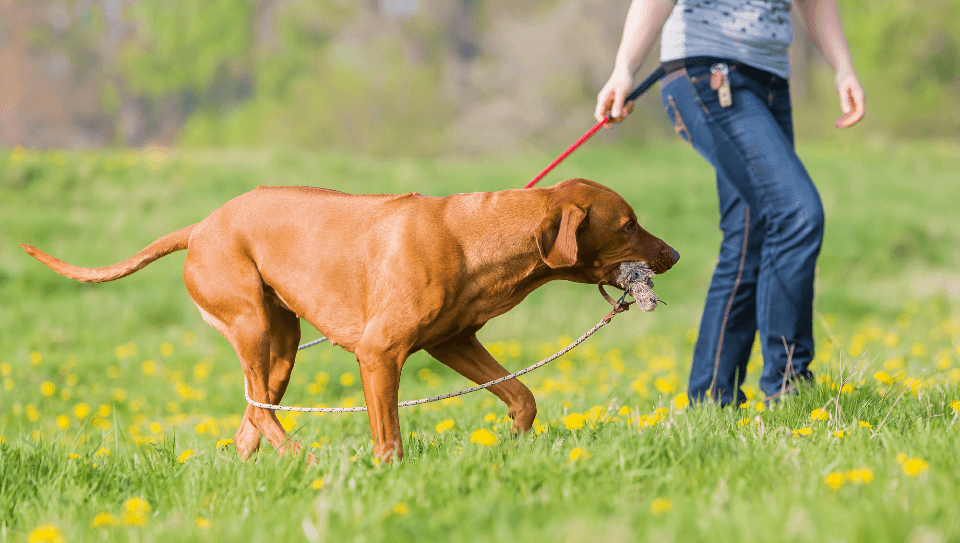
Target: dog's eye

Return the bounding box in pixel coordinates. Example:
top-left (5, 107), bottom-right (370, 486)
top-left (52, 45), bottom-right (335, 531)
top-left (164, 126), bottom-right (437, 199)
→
top-left (622, 223), bottom-right (634, 234)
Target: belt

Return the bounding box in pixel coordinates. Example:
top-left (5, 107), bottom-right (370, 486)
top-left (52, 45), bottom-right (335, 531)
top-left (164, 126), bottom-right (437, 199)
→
top-left (660, 56), bottom-right (784, 87)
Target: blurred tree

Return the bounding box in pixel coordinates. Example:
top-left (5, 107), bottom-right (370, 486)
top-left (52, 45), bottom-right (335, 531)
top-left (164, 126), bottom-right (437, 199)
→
top-left (1, 0), bottom-right (957, 151)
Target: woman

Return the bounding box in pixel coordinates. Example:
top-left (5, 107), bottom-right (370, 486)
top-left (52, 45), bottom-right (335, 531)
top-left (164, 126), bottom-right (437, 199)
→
top-left (595, 0), bottom-right (865, 405)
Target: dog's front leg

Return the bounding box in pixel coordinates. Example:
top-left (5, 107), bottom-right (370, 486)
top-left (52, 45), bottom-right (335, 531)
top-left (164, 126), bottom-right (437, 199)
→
top-left (426, 332), bottom-right (537, 434)
top-left (356, 342), bottom-right (407, 462)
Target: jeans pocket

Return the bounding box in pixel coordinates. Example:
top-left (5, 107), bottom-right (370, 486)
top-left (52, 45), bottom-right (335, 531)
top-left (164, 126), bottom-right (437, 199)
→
top-left (663, 95), bottom-right (693, 145)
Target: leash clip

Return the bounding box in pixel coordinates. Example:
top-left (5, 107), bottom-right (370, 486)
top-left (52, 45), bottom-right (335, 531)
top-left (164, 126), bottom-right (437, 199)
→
top-left (598, 283), bottom-right (633, 322)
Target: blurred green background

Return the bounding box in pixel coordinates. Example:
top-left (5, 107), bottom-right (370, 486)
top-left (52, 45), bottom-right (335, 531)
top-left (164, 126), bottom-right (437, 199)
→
top-left (2, 0), bottom-right (958, 155)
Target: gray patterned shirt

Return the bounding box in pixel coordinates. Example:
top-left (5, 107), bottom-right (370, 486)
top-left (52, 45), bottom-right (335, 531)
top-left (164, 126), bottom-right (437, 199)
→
top-left (660, 0), bottom-right (793, 78)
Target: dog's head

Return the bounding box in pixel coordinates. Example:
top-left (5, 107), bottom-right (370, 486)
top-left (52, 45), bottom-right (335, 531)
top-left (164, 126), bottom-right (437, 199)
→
top-left (534, 178), bottom-right (679, 284)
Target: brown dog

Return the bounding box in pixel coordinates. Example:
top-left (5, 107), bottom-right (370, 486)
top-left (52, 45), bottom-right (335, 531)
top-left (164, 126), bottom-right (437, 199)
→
top-left (22, 178), bottom-right (678, 461)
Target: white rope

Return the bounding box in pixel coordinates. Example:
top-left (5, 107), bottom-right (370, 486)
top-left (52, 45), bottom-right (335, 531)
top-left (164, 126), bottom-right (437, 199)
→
top-left (243, 308), bottom-right (625, 413)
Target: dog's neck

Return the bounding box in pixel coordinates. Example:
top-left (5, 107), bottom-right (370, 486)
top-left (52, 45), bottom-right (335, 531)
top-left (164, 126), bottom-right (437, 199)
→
top-left (440, 190), bottom-right (586, 323)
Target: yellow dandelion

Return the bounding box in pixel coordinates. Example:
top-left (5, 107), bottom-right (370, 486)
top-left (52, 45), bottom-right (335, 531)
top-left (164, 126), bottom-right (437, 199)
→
top-left (792, 427), bottom-right (813, 437)
top-left (177, 449), bottom-right (194, 463)
top-left (74, 403), bottom-right (90, 419)
top-left (534, 423), bottom-right (548, 435)
top-left (26, 404), bottom-right (40, 423)
top-left (91, 512), bottom-right (120, 528)
top-left (873, 371), bottom-right (893, 385)
top-left (846, 467), bottom-right (874, 484)
top-left (311, 477), bottom-right (325, 490)
top-left (67, 453), bottom-right (81, 460)
top-left (98, 404), bottom-right (112, 418)
top-left (216, 438), bottom-right (234, 449)
top-left (618, 405), bottom-right (631, 416)
top-left (569, 448), bottom-right (591, 462)
top-left (0, 361), bottom-right (10, 375)
top-left (95, 447), bottom-right (110, 458)
top-left (902, 457), bottom-right (929, 477)
top-left (122, 497), bottom-right (151, 526)
top-left (56, 415), bottom-right (71, 430)
top-left (40, 381), bottom-right (56, 397)
top-left (896, 452), bottom-right (908, 464)
top-left (27, 524), bottom-right (63, 543)
top-left (859, 421), bottom-right (872, 429)
top-left (910, 343), bottom-right (926, 357)
top-left (392, 502), bottom-right (410, 515)
top-left (832, 430), bottom-right (847, 439)
top-left (160, 342), bottom-right (174, 357)
top-left (736, 418), bottom-right (753, 428)
top-left (562, 413), bottom-right (586, 431)
top-left (654, 377), bottom-right (676, 394)
top-left (672, 393), bottom-right (690, 410)
top-left (810, 408), bottom-right (830, 421)
top-left (483, 412), bottom-right (497, 423)
top-left (948, 400), bottom-right (960, 415)
top-left (650, 497), bottom-right (673, 515)
top-left (469, 428), bottom-right (499, 446)
top-left (435, 419), bottom-right (455, 433)
top-left (824, 471), bottom-right (845, 490)
top-left (339, 373), bottom-right (355, 386)
top-left (30, 351), bottom-right (42, 366)
top-left (141, 360), bottom-right (157, 375)
top-left (196, 517), bottom-right (213, 529)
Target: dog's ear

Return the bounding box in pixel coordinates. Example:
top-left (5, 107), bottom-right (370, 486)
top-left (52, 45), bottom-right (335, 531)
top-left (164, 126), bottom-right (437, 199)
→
top-left (535, 203), bottom-right (586, 268)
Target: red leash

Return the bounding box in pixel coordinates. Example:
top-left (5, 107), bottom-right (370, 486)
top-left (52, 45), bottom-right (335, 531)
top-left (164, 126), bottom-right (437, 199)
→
top-left (523, 66), bottom-right (666, 189)
top-left (523, 116), bottom-right (611, 189)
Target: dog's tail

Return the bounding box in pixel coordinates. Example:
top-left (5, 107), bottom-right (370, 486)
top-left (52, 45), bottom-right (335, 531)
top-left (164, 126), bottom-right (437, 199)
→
top-left (20, 224), bottom-right (197, 283)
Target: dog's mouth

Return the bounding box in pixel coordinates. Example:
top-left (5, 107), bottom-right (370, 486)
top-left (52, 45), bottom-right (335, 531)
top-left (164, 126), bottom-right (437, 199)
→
top-left (612, 261), bottom-right (660, 312)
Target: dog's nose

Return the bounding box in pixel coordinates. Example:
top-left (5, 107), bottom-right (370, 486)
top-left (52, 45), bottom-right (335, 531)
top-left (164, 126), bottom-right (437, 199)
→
top-left (670, 248), bottom-right (680, 263)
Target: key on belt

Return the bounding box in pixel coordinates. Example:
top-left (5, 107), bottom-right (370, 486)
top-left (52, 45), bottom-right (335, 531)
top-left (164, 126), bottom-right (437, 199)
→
top-left (710, 63), bottom-right (733, 108)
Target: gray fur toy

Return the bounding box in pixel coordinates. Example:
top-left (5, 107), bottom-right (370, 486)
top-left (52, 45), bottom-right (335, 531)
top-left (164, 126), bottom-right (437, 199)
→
top-left (615, 262), bottom-right (659, 312)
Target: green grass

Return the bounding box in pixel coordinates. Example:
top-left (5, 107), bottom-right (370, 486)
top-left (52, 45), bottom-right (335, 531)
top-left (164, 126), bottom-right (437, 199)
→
top-left (1, 141), bottom-right (959, 542)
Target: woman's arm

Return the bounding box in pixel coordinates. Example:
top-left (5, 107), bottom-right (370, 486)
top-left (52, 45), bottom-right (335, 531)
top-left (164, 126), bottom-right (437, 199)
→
top-left (794, 0), bottom-right (865, 128)
top-left (594, 0), bottom-right (676, 123)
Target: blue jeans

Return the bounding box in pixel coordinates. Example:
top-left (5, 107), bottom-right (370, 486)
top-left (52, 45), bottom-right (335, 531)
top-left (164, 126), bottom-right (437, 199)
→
top-left (659, 63), bottom-right (822, 405)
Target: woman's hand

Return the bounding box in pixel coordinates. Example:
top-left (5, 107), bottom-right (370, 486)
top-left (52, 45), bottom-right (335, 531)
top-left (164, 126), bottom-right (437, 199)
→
top-left (834, 69), bottom-right (865, 128)
top-left (595, 66), bottom-right (635, 125)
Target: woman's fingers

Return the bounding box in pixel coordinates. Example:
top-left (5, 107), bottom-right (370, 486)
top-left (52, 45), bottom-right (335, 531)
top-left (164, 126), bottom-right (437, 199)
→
top-left (835, 75), bottom-right (865, 128)
top-left (596, 71), bottom-right (634, 123)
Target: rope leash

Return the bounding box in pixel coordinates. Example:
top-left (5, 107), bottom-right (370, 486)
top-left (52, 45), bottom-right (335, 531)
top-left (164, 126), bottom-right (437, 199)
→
top-left (245, 292), bottom-right (632, 413)
top-left (243, 68), bottom-right (665, 412)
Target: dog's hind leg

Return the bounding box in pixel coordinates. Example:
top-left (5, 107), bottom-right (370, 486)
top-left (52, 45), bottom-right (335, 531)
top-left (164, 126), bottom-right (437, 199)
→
top-left (184, 254), bottom-right (303, 460)
top-left (426, 331), bottom-right (537, 434)
top-left (233, 295), bottom-right (307, 460)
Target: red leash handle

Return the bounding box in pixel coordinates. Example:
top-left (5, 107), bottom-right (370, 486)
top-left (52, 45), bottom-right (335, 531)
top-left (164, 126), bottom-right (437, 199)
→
top-left (523, 116), bottom-right (610, 189)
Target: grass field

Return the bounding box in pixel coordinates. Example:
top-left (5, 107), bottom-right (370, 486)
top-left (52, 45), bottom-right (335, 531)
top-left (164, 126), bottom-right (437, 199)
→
top-left (2, 140), bottom-right (959, 542)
